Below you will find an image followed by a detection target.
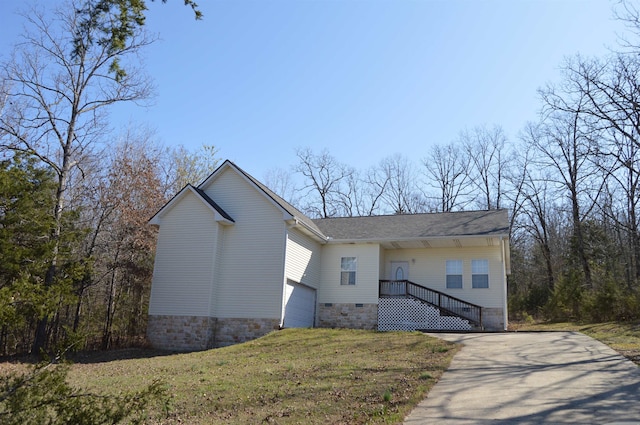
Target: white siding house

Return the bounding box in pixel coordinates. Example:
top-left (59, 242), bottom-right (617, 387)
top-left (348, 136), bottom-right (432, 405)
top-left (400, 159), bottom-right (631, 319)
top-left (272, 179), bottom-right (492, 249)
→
top-left (284, 228), bottom-right (321, 289)
top-left (147, 160), bottom-right (511, 351)
top-left (148, 188), bottom-right (221, 317)
top-left (201, 167), bottom-right (288, 320)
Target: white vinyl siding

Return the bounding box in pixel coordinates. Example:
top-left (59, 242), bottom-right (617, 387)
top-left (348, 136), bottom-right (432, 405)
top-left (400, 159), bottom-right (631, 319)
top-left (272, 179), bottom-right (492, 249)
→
top-left (318, 244), bottom-right (380, 304)
top-left (149, 190), bottom-right (218, 316)
top-left (202, 167), bottom-right (287, 319)
top-left (472, 259), bottom-right (489, 288)
top-left (283, 228), bottom-right (321, 326)
top-left (383, 245), bottom-right (505, 308)
top-left (284, 228), bottom-right (321, 289)
top-left (446, 260), bottom-right (463, 289)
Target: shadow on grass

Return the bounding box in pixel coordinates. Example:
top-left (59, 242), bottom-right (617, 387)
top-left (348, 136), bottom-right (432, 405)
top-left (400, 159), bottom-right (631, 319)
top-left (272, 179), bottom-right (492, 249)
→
top-left (68, 348), bottom-right (183, 364)
top-left (1, 348), bottom-right (181, 366)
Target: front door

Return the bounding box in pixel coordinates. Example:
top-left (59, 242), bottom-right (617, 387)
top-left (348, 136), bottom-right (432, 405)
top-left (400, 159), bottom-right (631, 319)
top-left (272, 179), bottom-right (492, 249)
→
top-left (390, 261), bottom-right (409, 281)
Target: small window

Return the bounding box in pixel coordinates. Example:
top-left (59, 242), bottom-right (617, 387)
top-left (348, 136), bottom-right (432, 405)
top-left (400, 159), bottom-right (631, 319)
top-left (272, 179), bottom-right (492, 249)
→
top-left (446, 260), bottom-right (463, 289)
top-left (472, 259), bottom-right (489, 288)
top-left (341, 257), bottom-right (356, 285)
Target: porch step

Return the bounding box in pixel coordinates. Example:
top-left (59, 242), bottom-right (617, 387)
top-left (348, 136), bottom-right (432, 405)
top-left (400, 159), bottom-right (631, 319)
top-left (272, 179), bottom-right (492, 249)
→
top-left (379, 280), bottom-right (482, 327)
top-left (378, 297), bottom-right (474, 332)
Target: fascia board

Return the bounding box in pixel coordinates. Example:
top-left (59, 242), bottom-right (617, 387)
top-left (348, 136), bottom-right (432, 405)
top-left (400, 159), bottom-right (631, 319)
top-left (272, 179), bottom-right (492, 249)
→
top-left (287, 218), bottom-right (329, 243)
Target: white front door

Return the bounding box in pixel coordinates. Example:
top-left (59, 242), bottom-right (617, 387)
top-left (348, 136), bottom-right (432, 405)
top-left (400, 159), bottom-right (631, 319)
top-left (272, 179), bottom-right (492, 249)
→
top-left (390, 261), bottom-right (409, 281)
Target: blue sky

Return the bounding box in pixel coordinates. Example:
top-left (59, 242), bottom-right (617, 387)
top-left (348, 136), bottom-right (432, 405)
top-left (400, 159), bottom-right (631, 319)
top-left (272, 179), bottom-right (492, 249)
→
top-left (0, 0), bottom-right (628, 181)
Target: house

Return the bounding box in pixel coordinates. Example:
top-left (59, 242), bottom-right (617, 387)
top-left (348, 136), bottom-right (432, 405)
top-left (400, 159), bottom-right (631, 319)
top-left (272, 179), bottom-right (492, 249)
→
top-left (147, 160), bottom-right (511, 351)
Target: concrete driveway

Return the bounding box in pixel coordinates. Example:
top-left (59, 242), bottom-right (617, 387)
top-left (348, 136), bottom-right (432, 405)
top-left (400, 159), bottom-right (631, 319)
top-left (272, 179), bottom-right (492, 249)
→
top-left (404, 332), bottom-right (640, 424)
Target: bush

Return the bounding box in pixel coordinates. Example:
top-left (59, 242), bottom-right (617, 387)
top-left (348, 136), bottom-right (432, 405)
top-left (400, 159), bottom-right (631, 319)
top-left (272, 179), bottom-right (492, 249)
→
top-left (618, 290), bottom-right (640, 321)
top-left (543, 271), bottom-right (584, 321)
top-left (580, 280), bottom-right (621, 322)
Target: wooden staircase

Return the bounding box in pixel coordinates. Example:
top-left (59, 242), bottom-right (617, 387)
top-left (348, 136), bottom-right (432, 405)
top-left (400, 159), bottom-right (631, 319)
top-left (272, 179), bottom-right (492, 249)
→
top-left (379, 280), bottom-right (483, 331)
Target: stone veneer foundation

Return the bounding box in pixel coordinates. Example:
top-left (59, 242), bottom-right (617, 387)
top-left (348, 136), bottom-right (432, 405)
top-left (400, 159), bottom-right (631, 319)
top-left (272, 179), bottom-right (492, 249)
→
top-left (317, 303), bottom-right (378, 330)
top-left (213, 318), bottom-right (281, 347)
top-left (147, 315), bottom-right (280, 351)
top-left (481, 308), bottom-right (506, 331)
top-left (148, 306), bottom-right (505, 351)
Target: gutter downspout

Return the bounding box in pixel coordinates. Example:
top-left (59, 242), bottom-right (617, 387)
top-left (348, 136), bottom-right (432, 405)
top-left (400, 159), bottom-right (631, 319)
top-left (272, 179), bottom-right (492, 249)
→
top-left (501, 237), bottom-right (508, 331)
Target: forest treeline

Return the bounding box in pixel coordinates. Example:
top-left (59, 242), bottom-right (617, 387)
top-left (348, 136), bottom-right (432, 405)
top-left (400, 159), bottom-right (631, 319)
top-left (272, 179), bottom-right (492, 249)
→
top-left (0, 1), bottom-right (213, 356)
top-left (1, 1), bottom-right (640, 356)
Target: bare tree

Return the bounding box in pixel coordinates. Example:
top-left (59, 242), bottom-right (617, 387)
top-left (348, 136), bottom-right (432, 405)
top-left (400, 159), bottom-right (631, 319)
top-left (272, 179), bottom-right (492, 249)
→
top-left (422, 143), bottom-right (472, 212)
top-left (263, 166), bottom-right (301, 208)
top-left (167, 144), bottom-right (220, 195)
top-left (557, 54), bottom-right (640, 283)
top-left (372, 154), bottom-right (424, 214)
top-left (336, 171), bottom-right (363, 217)
top-left (0, 1), bottom-right (154, 353)
top-left (536, 80), bottom-right (608, 288)
top-left (361, 165), bottom-right (391, 216)
top-left (461, 125), bottom-right (509, 210)
top-left (294, 147), bottom-right (354, 218)
top-left (516, 125), bottom-right (561, 292)
top-left (613, 0), bottom-right (640, 53)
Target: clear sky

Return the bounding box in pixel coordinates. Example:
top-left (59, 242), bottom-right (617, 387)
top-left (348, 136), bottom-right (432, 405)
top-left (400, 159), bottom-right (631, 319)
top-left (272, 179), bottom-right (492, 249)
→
top-left (0, 0), bottom-right (629, 181)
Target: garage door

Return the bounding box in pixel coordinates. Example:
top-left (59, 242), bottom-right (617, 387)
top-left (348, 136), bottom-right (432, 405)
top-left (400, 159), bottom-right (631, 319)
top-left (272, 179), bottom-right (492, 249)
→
top-left (283, 281), bottom-right (316, 328)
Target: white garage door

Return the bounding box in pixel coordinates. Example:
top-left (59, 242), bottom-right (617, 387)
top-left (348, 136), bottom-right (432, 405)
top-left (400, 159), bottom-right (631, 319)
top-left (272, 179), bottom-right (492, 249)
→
top-left (283, 281), bottom-right (316, 328)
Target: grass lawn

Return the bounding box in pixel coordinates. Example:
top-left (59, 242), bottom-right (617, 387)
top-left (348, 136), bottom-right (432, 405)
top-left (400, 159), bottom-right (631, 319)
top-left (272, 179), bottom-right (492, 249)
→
top-left (511, 320), bottom-right (640, 365)
top-left (2, 329), bottom-right (459, 424)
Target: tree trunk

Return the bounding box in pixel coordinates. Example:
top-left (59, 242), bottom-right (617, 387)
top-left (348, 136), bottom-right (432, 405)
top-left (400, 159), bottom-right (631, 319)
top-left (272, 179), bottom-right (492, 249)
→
top-left (31, 264), bottom-right (56, 355)
top-left (571, 194), bottom-right (592, 288)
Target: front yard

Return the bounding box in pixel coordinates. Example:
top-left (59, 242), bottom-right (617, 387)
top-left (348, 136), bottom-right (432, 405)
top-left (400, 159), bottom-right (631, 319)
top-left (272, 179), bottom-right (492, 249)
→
top-left (4, 322), bottom-right (637, 424)
top-left (3, 329), bottom-right (458, 424)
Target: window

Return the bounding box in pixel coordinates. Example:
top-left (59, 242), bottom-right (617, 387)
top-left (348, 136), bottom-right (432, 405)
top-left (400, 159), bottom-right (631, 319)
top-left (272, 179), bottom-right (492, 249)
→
top-left (341, 257), bottom-right (357, 285)
top-left (446, 260), bottom-right (463, 289)
top-left (395, 266), bottom-right (404, 280)
top-left (472, 259), bottom-right (489, 288)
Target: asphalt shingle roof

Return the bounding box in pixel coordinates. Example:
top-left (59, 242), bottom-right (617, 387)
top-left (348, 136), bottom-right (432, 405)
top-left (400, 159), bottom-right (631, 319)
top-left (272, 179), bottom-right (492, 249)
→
top-left (312, 210), bottom-right (509, 241)
top-left (201, 161), bottom-right (509, 243)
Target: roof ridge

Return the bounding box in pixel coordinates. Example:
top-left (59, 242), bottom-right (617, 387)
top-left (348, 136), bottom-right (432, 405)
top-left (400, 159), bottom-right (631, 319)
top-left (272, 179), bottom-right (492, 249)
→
top-left (313, 209), bottom-right (507, 222)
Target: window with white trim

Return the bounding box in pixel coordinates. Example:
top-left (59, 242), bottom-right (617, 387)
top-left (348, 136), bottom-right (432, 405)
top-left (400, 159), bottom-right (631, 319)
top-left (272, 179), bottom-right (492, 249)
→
top-left (472, 259), bottom-right (489, 288)
top-left (446, 260), bottom-right (463, 289)
top-left (340, 257), bottom-right (357, 285)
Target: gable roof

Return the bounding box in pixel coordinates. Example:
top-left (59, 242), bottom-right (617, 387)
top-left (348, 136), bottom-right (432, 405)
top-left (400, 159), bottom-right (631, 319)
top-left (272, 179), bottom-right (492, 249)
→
top-left (155, 159), bottom-right (509, 246)
top-left (192, 186), bottom-right (234, 222)
top-left (198, 160), bottom-right (326, 240)
top-left (149, 184), bottom-right (234, 226)
top-left (312, 210), bottom-right (509, 242)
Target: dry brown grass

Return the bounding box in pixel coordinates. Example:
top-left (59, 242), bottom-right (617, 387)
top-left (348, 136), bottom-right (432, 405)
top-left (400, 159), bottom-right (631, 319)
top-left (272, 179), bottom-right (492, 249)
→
top-left (2, 329), bottom-right (459, 424)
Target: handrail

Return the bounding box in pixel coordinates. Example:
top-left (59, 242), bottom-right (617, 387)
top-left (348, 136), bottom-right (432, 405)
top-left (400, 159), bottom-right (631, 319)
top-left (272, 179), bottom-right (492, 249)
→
top-left (379, 280), bottom-right (482, 327)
